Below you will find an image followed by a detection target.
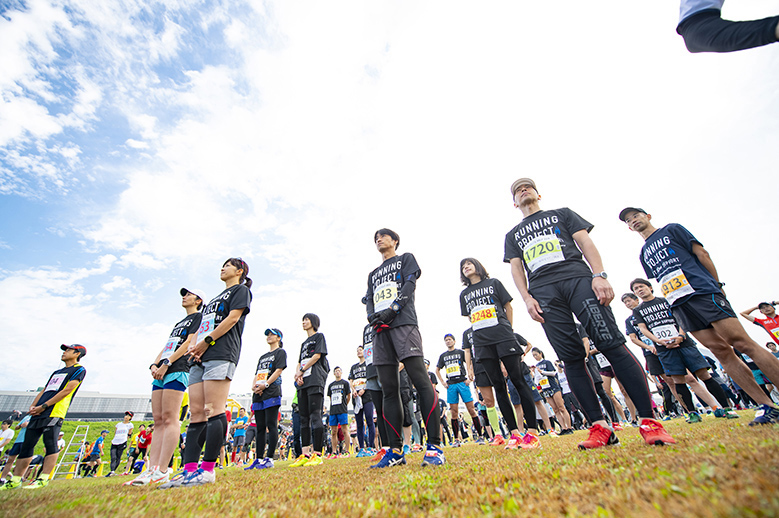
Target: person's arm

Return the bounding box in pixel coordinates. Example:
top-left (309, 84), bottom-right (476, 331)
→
top-left (690, 243), bottom-right (725, 295)
top-left (190, 308), bottom-right (245, 360)
top-left (628, 332), bottom-right (656, 355)
top-left (572, 229), bottom-right (613, 306)
top-left (28, 389), bottom-right (45, 413)
top-left (635, 323), bottom-right (679, 349)
top-left (582, 336), bottom-right (591, 357)
top-left (155, 332), bottom-right (196, 380)
top-left (504, 301), bottom-right (513, 328)
top-left (509, 257), bottom-right (544, 323)
top-left (29, 380), bottom-right (81, 416)
top-left (267, 367), bottom-right (283, 386)
top-left (464, 348), bottom-right (475, 381)
top-left (300, 353), bottom-right (321, 372)
top-left (436, 367), bottom-right (448, 388)
top-left (739, 305), bottom-right (759, 324)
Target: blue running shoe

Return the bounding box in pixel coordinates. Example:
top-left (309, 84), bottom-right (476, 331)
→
top-left (244, 459), bottom-right (262, 470)
top-left (369, 448), bottom-right (406, 469)
top-left (402, 444), bottom-right (411, 455)
top-left (749, 404), bottom-right (779, 426)
top-left (257, 457), bottom-right (274, 469)
top-left (179, 468), bottom-right (215, 487)
top-left (356, 448), bottom-right (370, 458)
top-left (421, 444), bottom-right (445, 467)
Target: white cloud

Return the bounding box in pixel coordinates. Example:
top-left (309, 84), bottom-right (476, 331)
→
top-left (124, 139), bottom-right (149, 149)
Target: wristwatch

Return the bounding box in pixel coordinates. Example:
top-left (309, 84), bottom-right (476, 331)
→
top-left (391, 301), bottom-right (401, 313)
top-left (41, 403), bottom-right (49, 410)
top-left (160, 358), bottom-right (170, 367)
top-left (204, 335), bottom-right (216, 346)
top-left (592, 272), bottom-right (608, 279)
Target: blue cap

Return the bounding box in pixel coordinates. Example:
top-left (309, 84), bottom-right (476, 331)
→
top-left (265, 328), bottom-right (283, 339)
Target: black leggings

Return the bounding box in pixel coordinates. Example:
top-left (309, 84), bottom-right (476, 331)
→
top-left (480, 356), bottom-right (536, 433)
top-left (254, 405), bottom-right (280, 459)
top-left (110, 443), bottom-right (126, 472)
top-left (354, 400), bottom-right (376, 449)
top-left (376, 357), bottom-right (440, 449)
top-left (19, 423), bottom-right (60, 459)
top-left (298, 387), bottom-right (324, 452)
top-left (367, 388), bottom-right (387, 447)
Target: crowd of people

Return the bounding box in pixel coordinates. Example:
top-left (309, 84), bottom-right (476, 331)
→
top-left (2, 178), bottom-right (779, 492)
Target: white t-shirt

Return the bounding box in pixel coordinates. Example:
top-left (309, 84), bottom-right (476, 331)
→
top-left (0, 428), bottom-right (15, 453)
top-left (58, 438), bottom-right (66, 451)
top-left (112, 422), bottom-right (134, 445)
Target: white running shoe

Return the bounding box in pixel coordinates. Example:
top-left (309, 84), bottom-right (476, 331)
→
top-left (179, 468), bottom-right (215, 487)
top-left (157, 470), bottom-right (189, 490)
top-left (127, 467), bottom-right (156, 486)
top-left (150, 468), bottom-right (171, 484)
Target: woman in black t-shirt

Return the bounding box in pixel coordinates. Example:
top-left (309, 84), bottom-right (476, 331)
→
top-left (164, 258), bottom-right (252, 488)
top-left (531, 348), bottom-right (573, 434)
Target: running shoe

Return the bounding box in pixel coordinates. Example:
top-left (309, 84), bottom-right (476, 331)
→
top-left (125, 468), bottom-right (154, 486)
top-left (450, 440), bottom-right (461, 448)
top-left (577, 424), bottom-right (619, 450)
top-left (371, 447), bottom-right (390, 462)
top-left (749, 404), bottom-right (779, 426)
top-left (326, 453), bottom-right (336, 459)
top-left (489, 434), bottom-right (505, 446)
top-left (714, 408), bottom-right (740, 419)
top-left (475, 437), bottom-right (487, 445)
top-left (0, 476), bottom-right (23, 491)
top-left (504, 434), bottom-right (522, 450)
top-left (244, 458), bottom-right (262, 470)
top-left (639, 418), bottom-right (677, 445)
top-left (547, 429), bottom-right (559, 437)
top-left (369, 448), bottom-right (406, 469)
top-left (612, 422), bottom-right (624, 431)
top-left (519, 433), bottom-right (540, 450)
top-left (421, 444), bottom-right (446, 467)
top-left (290, 454), bottom-right (310, 467)
top-left (403, 444), bottom-right (411, 455)
top-left (303, 453), bottom-right (323, 466)
top-left (558, 428), bottom-right (574, 436)
top-left (22, 477), bottom-right (49, 490)
top-left (150, 468), bottom-right (171, 484)
top-left (685, 412), bottom-right (703, 424)
top-left (106, 471), bottom-right (115, 477)
top-left (662, 415), bottom-right (672, 421)
top-left (257, 457), bottom-right (274, 469)
top-left (341, 452), bottom-right (350, 458)
top-left (157, 470), bottom-right (189, 490)
top-left (411, 443), bottom-right (424, 452)
top-left (179, 468), bottom-right (215, 487)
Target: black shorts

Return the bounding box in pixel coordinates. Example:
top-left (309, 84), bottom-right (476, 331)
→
top-left (137, 447), bottom-right (148, 459)
top-left (474, 371), bottom-right (492, 388)
top-left (677, 9), bottom-right (779, 53)
top-left (645, 353), bottom-right (665, 376)
top-left (19, 418), bottom-right (62, 459)
top-left (673, 292), bottom-right (737, 333)
top-left (373, 325), bottom-right (424, 366)
top-left (530, 277), bottom-right (625, 362)
top-left (474, 340), bottom-right (522, 362)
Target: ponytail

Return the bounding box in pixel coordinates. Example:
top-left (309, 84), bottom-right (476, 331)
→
top-left (223, 258), bottom-right (252, 289)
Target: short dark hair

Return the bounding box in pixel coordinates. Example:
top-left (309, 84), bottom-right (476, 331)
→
top-left (444, 333), bottom-right (455, 341)
top-left (758, 302), bottom-right (775, 310)
top-left (374, 228), bottom-right (400, 250)
top-left (460, 258), bottom-right (490, 286)
top-left (621, 293), bottom-right (639, 301)
top-left (303, 313), bottom-right (320, 331)
top-left (630, 278), bottom-right (653, 292)
top-left (334, 366), bottom-right (342, 371)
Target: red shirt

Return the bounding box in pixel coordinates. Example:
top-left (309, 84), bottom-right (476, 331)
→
top-left (137, 430), bottom-right (152, 448)
top-left (754, 317), bottom-right (779, 345)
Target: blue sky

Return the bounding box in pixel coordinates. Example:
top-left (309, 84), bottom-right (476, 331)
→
top-left (2, 0), bottom-right (779, 400)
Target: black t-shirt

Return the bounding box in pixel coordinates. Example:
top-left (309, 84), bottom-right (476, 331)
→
top-left (199, 284), bottom-right (252, 364)
top-left (32, 364), bottom-right (87, 424)
top-left (625, 315), bottom-right (655, 357)
top-left (428, 371), bottom-right (438, 386)
top-left (254, 348), bottom-right (287, 400)
top-left (349, 361), bottom-right (367, 392)
top-left (437, 349), bottom-right (467, 384)
top-left (575, 324), bottom-right (603, 383)
top-left (327, 379), bottom-right (350, 415)
top-left (632, 297), bottom-right (694, 351)
top-left (363, 324), bottom-right (377, 380)
top-left (298, 332), bottom-right (329, 391)
top-left (365, 253), bottom-right (421, 328)
top-left (164, 313), bottom-right (202, 374)
top-left (535, 359), bottom-right (560, 391)
top-left (460, 278), bottom-right (515, 347)
top-left (503, 208), bottom-right (594, 289)
top-left (462, 327), bottom-right (486, 375)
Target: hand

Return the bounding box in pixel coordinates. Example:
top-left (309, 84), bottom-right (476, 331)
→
top-left (524, 296), bottom-right (545, 323)
top-left (358, 389), bottom-right (365, 397)
top-left (591, 277), bottom-right (614, 306)
top-left (664, 336), bottom-right (682, 348)
top-left (150, 365), bottom-right (158, 379)
top-left (29, 405), bottom-right (44, 416)
top-left (465, 378), bottom-right (471, 386)
top-left (188, 340), bottom-right (209, 361)
top-left (648, 345), bottom-right (657, 355)
top-left (442, 382), bottom-right (448, 389)
top-left (372, 322), bottom-right (390, 334)
top-left (369, 307), bottom-right (398, 326)
top-left (153, 364), bottom-right (168, 380)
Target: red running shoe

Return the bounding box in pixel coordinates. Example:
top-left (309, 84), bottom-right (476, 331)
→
top-left (489, 434), bottom-right (505, 446)
top-left (639, 418), bottom-right (677, 446)
top-left (372, 447), bottom-right (389, 461)
top-left (577, 424), bottom-right (619, 450)
top-left (612, 422), bottom-right (624, 431)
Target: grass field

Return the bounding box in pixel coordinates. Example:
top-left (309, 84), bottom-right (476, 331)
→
top-left (2, 411), bottom-right (779, 518)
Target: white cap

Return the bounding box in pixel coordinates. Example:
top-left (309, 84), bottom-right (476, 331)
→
top-left (180, 287), bottom-right (207, 302)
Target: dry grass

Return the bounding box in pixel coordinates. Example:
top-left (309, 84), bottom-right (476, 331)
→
top-left (2, 411), bottom-right (779, 518)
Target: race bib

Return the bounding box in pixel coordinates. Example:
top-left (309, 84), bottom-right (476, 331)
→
top-left (161, 336), bottom-right (179, 360)
top-left (523, 234), bottom-right (564, 272)
top-left (254, 368), bottom-right (269, 386)
top-left (301, 357), bottom-right (313, 377)
top-left (771, 329), bottom-right (779, 341)
top-left (539, 377), bottom-right (550, 388)
top-left (651, 323), bottom-right (679, 342)
top-left (470, 305), bottom-right (498, 330)
top-left (352, 378), bottom-right (366, 391)
top-left (595, 353), bottom-right (610, 369)
top-left (446, 363), bottom-right (462, 379)
top-left (659, 269), bottom-right (695, 305)
top-left (373, 281), bottom-right (398, 311)
top-left (331, 392), bottom-right (343, 406)
top-left (45, 374), bottom-right (67, 393)
top-left (364, 341), bottom-right (374, 366)
top-left (198, 312), bottom-right (216, 341)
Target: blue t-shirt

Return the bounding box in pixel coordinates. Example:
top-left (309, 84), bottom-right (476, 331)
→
top-left (91, 436), bottom-right (104, 455)
top-left (13, 415), bottom-right (31, 444)
top-left (233, 416), bottom-right (248, 437)
top-left (679, 0), bottom-right (725, 23)
top-left (639, 224), bottom-right (721, 306)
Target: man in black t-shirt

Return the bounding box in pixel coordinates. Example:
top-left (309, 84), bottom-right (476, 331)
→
top-left (1, 344), bottom-right (87, 491)
top-left (365, 228), bottom-right (443, 468)
top-left (327, 367), bottom-right (351, 457)
top-left (435, 334), bottom-right (483, 446)
top-left (504, 178), bottom-right (674, 449)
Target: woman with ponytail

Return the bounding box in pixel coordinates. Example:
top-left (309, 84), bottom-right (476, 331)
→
top-left (161, 258), bottom-right (252, 488)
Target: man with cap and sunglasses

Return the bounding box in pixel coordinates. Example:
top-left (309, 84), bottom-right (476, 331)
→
top-left (1, 344), bottom-right (87, 490)
top-left (620, 206), bottom-right (779, 425)
top-left (504, 179), bottom-right (675, 450)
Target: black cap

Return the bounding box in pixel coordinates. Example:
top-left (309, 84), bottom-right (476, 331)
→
top-left (619, 207), bottom-right (647, 222)
top-left (61, 344), bottom-right (87, 356)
